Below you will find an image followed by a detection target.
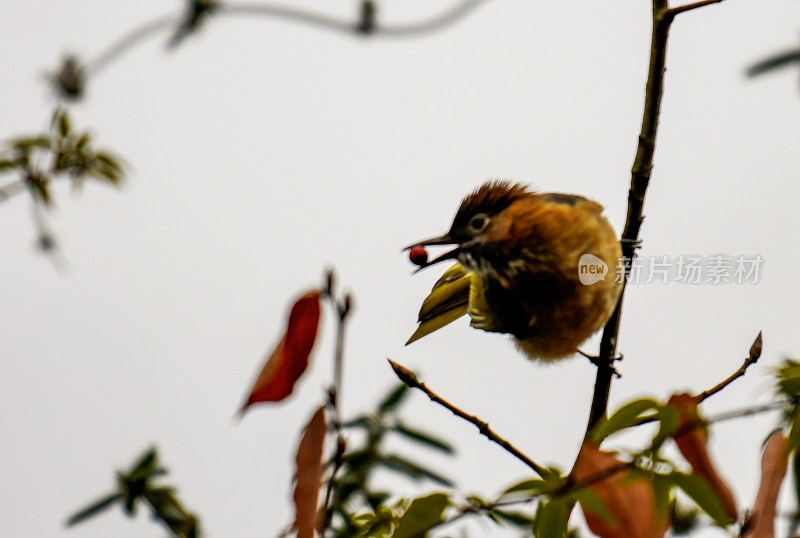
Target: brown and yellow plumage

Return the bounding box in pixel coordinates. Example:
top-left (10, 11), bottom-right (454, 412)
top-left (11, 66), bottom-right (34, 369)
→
top-left (407, 180), bottom-right (622, 360)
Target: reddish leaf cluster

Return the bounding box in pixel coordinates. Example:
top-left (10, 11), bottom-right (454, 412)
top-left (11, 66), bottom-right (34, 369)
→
top-left (573, 442), bottom-right (669, 538)
top-left (293, 406), bottom-right (327, 538)
top-left (668, 393), bottom-right (738, 523)
top-left (742, 432), bottom-right (790, 538)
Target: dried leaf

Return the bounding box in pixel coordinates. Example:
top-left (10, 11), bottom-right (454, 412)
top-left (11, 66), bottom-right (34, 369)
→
top-left (293, 406), bottom-right (327, 538)
top-left (668, 393), bottom-right (738, 523)
top-left (571, 442), bottom-right (668, 538)
top-left (742, 431), bottom-right (789, 538)
top-left (240, 290), bottom-right (321, 412)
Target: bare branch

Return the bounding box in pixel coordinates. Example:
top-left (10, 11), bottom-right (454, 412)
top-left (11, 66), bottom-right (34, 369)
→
top-left (587, 0), bottom-right (728, 434)
top-left (668, 0), bottom-right (724, 17)
top-left (320, 276), bottom-right (352, 533)
top-left (86, 14), bottom-right (178, 75)
top-left (588, 0), bottom-right (675, 434)
top-left (388, 359), bottom-right (547, 477)
top-left (696, 331), bottom-right (763, 403)
top-left (222, 0), bottom-right (487, 37)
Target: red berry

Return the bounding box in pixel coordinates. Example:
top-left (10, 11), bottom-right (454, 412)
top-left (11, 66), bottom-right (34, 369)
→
top-left (409, 245), bottom-right (429, 267)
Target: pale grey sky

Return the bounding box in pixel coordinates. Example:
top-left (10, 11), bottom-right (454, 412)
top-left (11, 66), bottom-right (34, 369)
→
top-left (2, 1), bottom-right (800, 537)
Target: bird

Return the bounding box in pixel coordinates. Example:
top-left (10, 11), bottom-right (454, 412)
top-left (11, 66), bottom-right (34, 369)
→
top-left (405, 180), bottom-right (623, 361)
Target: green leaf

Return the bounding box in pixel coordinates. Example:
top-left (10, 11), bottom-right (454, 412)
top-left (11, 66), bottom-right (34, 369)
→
top-left (747, 49), bottom-right (800, 77)
top-left (12, 136), bottom-right (51, 151)
top-left (540, 466), bottom-right (567, 488)
top-left (652, 472), bottom-right (673, 522)
top-left (776, 360), bottom-right (800, 397)
top-left (393, 423), bottom-right (454, 454)
top-left (653, 405), bottom-right (682, 450)
top-left (129, 447), bottom-right (160, 479)
top-left (501, 478), bottom-right (551, 498)
top-left (492, 508), bottom-right (535, 528)
top-left (671, 471), bottom-right (731, 527)
top-left (590, 398), bottom-right (661, 442)
top-left (534, 498), bottom-right (570, 538)
top-left (0, 159), bottom-right (17, 172)
top-left (379, 454), bottom-right (454, 487)
top-left (392, 492), bottom-right (449, 538)
top-left (572, 487), bottom-right (613, 527)
top-left (65, 492), bottom-right (122, 527)
top-left (340, 415), bottom-right (373, 430)
top-left (26, 174), bottom-right (51, 206)
top-left (378, 384), bottom-right (410, 414)
top-left (788, 406), bottom-right (800, 452)
top-left (794, 450), bottom-right (800, 516)
top-left (57, 112), bottom-right (71, 138)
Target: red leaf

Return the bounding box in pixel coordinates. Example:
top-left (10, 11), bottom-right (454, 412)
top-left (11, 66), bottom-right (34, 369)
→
top-left (742, 431), bottom-right (789, 538)
top-left (668, 393), bottom-right (738, 523)
top-left (572, 442), bottom-right (669, 538)
top-left (293, 406), bottom-right (327, 538)
top-left (240, 290), bottom-right (321, 413)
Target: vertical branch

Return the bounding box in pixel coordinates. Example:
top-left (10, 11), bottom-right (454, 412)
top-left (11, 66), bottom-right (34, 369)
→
top-left (587, 0), bottom-right (686, 434)
top-left (320, 270), bottom-right (352, 533)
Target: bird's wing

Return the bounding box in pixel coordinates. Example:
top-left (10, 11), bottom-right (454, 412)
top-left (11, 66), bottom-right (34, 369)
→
top-left (467, 276), bottom-right (502, 333)
top-left (406, 263), bottom-right (472, 345)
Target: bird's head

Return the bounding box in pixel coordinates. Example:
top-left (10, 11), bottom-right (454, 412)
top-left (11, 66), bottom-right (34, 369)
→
top-left (406, 181), bottom-right (532, 270)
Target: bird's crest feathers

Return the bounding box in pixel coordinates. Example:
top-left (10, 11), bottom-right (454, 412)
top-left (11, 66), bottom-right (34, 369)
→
top-left (452, 181), bottom-right (532, 230)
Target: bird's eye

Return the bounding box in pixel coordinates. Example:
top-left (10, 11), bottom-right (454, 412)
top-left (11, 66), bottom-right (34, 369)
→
top-left (468, 213), bottom-right (489, 232)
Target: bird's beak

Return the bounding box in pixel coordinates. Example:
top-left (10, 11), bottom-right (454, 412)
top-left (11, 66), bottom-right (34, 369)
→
top-left (404, 233), bottom-right (461, 272)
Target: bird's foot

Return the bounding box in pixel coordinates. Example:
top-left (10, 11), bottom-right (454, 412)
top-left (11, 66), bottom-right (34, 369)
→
top-left (577, 349), bottom-right (623, 378)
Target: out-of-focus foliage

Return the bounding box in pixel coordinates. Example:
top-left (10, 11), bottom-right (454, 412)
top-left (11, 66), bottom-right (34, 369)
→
top-left (66, 447), bottom-right (200, 537)
top-left (326, 383), bottom-right (456, 537)
top-left (0, 109), bottom-right (124, 207)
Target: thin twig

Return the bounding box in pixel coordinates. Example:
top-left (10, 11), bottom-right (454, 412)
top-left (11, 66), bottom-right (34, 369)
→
top-left (85, 14), bottom-right (178, 75)
top-left (220, 3), bottom-right (352, 33)
top-left (668, 0), bottom-right (724, 17)
top-left (222, 0), bottom-right (487, 37)
top-left (696, 331), bottom-right (763, 403)
top-left (83, 0), bottom-right (488, 80)
top-left (328, 293), bottom-right (352, 426)
top-left (320, 434), bottom-right (346, 533)
top-left (633, 399), bottom-right (785, 430)
top-left (374, 0), bottom-right (487, 37)
top-left (320, 276), bottom-right (352, 533)
top-left (388, 359), bottom-right (547, 477)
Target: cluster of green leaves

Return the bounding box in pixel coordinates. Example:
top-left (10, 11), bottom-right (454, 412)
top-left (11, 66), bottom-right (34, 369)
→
top-left (66, 447), bottom-right (200, 537)
top-left (0, 109), bottom-right (124, 207)
top-left (775, 358), bottom-right (800, 528)
top-left (326, 384), bottom-right (455, 537)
